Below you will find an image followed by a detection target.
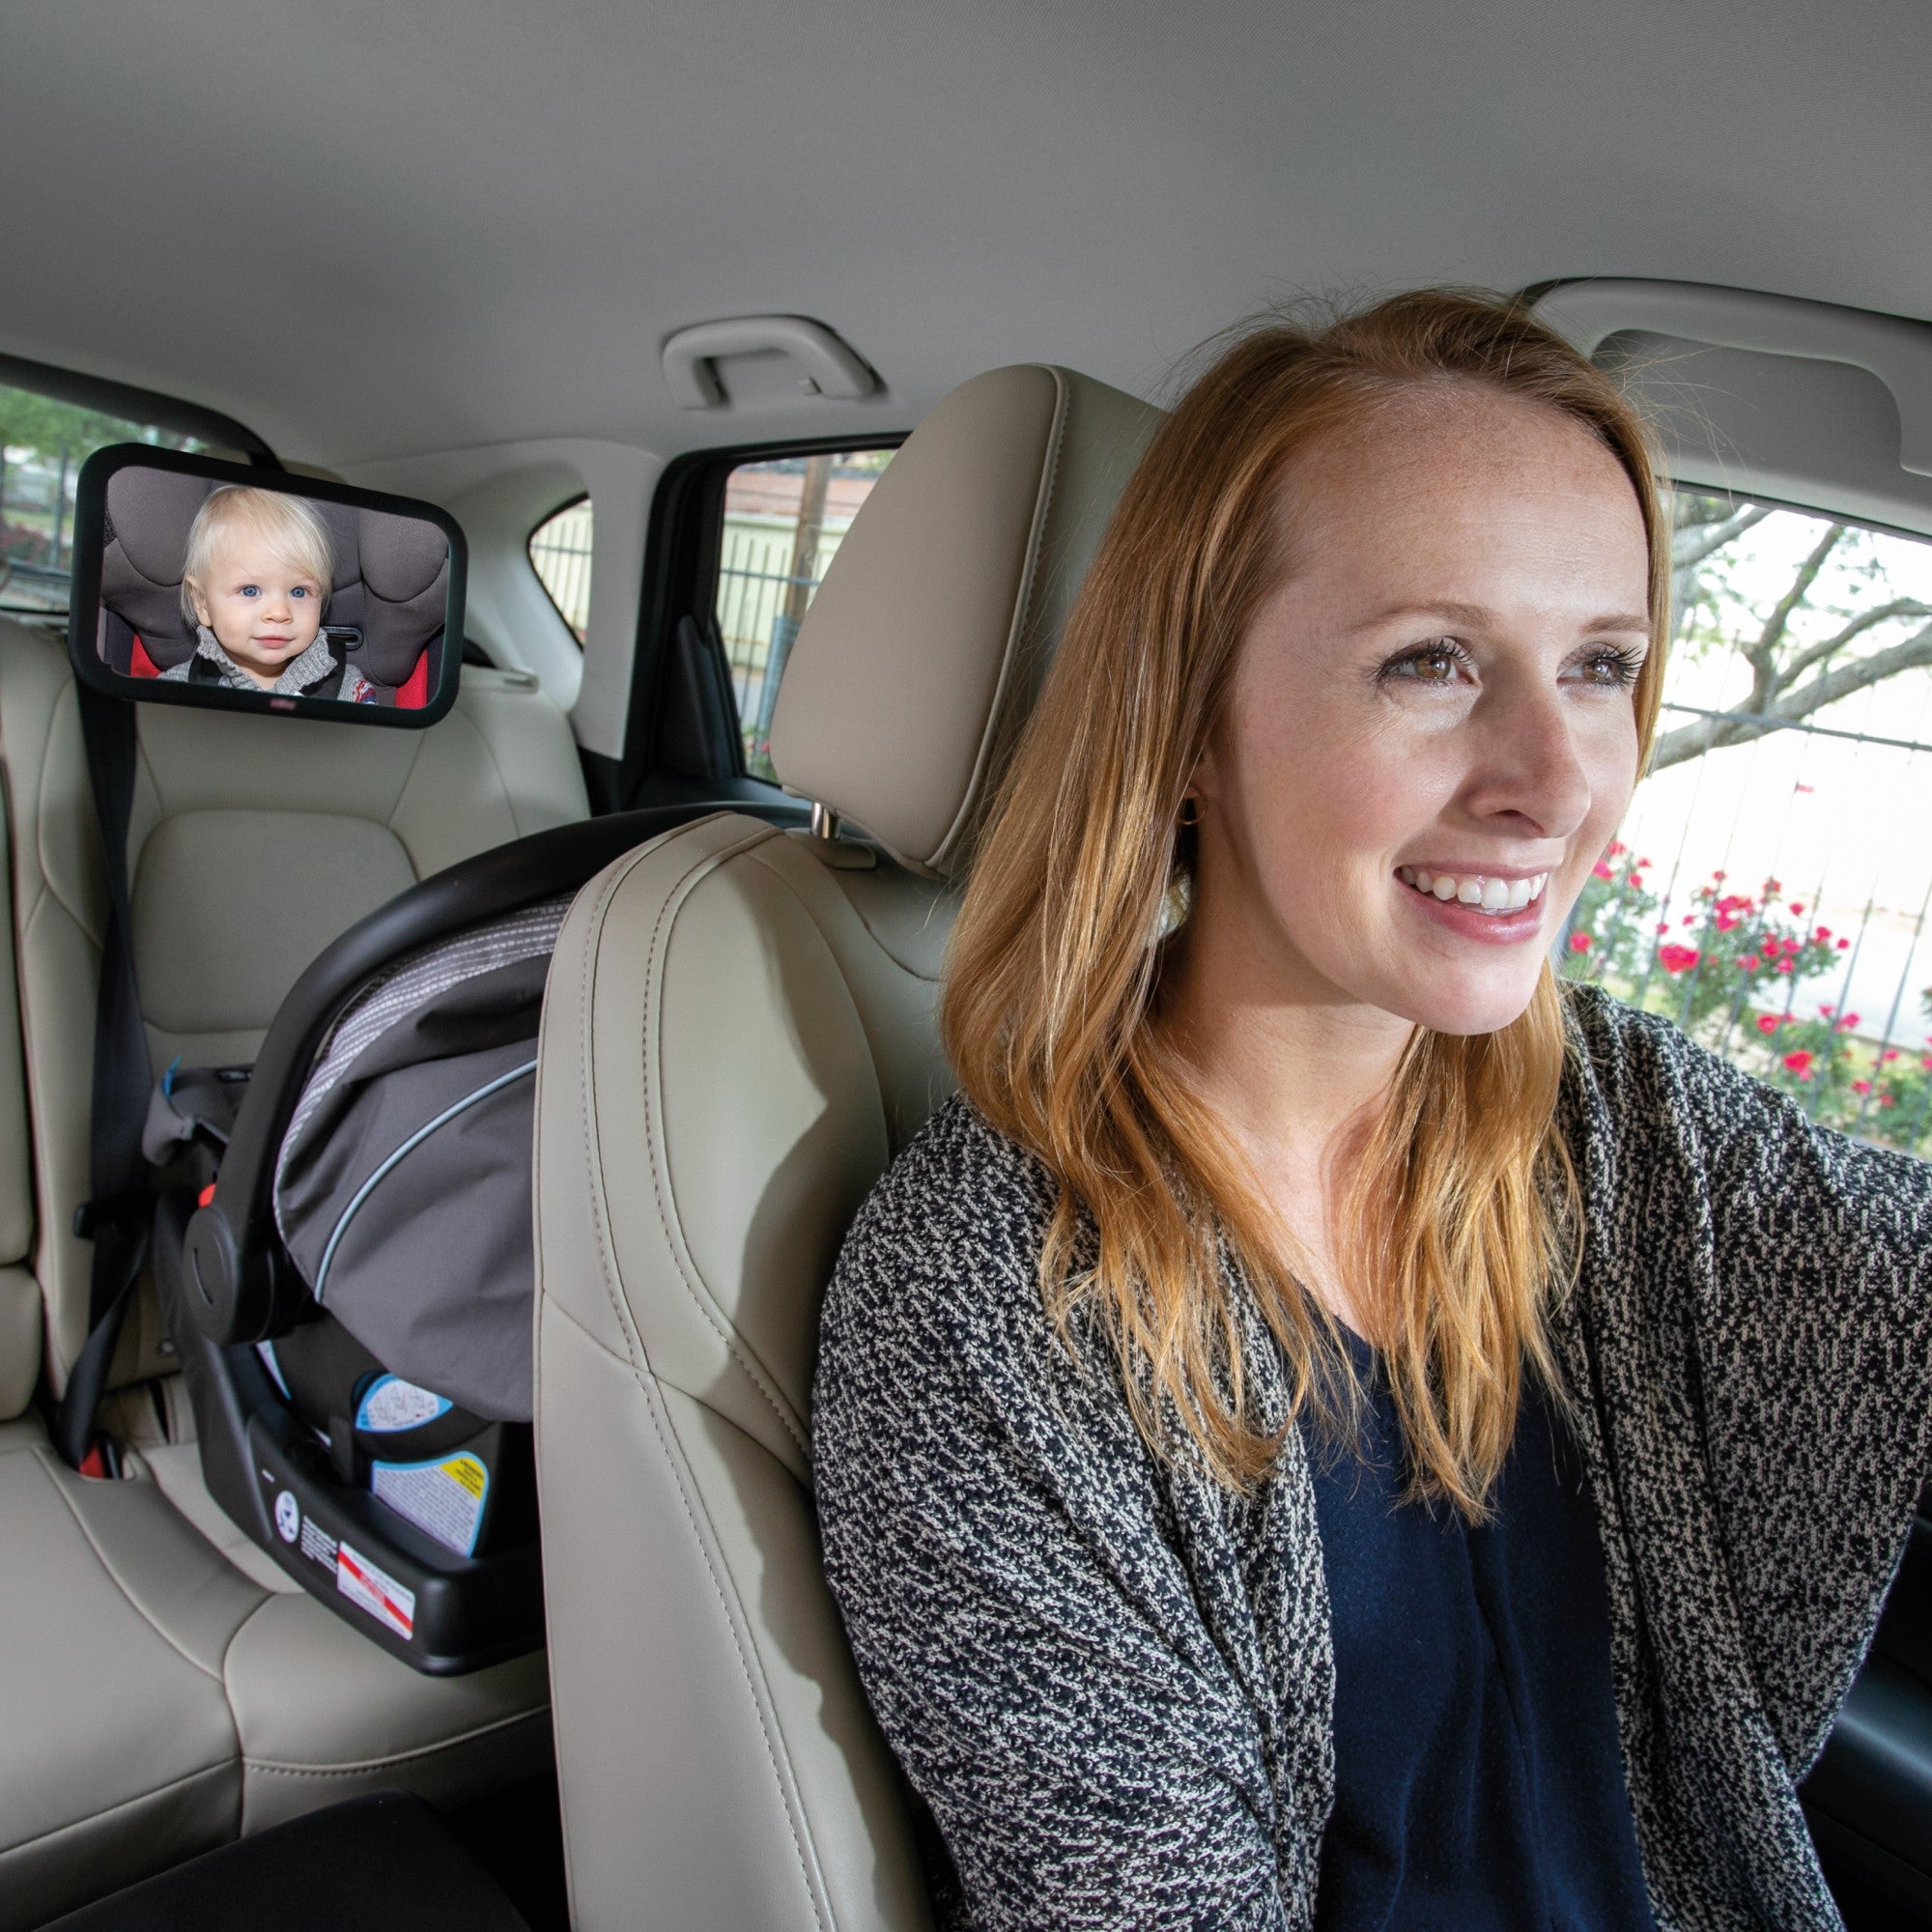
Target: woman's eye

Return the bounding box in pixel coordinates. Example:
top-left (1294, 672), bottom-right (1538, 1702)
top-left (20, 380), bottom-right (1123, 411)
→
top-left (1380, 640), bottom-right (1468, 686)
top-left (1569, 646), bottom-right (1644, 689)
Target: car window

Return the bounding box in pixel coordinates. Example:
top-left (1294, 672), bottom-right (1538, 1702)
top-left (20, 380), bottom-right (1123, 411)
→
top-left (0, 384), bottom-right (212, 619)
top-left (715, 448), bottom-right (894, 780)
top-left (528, 496), bottom-right (591, 643)
top-left (1560, 490), bottom-right (1932, 1159)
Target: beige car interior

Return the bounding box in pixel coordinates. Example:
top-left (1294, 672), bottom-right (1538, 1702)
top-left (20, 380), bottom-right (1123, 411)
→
top-left (530, 363), bottom-right (1159, 1929)
top-left (0, 616), bottom-right (584, 1928)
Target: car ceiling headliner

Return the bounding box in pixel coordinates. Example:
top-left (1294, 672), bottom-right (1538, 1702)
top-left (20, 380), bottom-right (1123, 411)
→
top-left (5, 0), bottom-right (1928, 469)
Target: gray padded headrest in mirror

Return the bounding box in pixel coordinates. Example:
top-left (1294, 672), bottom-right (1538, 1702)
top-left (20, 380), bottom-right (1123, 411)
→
top-left (768, 363), bottom-right (1160, 878)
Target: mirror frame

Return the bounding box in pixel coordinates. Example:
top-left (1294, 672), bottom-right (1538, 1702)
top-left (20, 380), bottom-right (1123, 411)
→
top-left (67, 442), bottom-right (468, 729)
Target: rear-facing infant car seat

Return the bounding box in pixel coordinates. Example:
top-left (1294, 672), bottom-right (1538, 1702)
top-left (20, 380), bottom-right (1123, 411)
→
top-left (96, 468), bottom-right (449, 703)
top-left (160, 800), bottom-right (805, 1673)
top-left (530, 364), bottom-right (1160, 1930)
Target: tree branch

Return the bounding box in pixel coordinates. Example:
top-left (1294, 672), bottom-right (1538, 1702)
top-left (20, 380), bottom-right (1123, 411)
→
top-left (1649, 619), bottom-right (1932, 774)
top-left (1777, 598), bottom-right (1932, 690)
top-left (1669, 503), bottom-right (1773, 576)
top-left (1742, 526), bottom-right (1844, 707)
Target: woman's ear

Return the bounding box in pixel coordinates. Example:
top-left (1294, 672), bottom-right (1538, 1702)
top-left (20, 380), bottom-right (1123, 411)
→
top-left (1184, 742), bottom-right (1220, 808)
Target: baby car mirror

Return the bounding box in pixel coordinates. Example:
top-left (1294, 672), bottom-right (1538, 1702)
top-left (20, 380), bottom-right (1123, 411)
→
top-left (68, 445), bottom-right (466, 726)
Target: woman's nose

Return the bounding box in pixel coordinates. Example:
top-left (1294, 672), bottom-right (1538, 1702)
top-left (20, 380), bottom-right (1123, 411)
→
top-left (1464, 679), bottom-right (1593, 838)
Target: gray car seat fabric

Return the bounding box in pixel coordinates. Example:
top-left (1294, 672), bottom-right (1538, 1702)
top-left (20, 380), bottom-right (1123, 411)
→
top-left (532, 365), bottom-right (1159, 1929)
top-left (99, 469), bottom-right (448, 684)
top-left (0, 611), bottom-right (584, 1921)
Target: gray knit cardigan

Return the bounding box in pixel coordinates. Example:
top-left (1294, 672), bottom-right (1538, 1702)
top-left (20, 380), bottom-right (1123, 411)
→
top-left (812, 984), bottom-right (1932, 1931)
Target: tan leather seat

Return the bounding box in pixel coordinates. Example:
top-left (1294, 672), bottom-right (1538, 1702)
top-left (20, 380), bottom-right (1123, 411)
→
top-left (532, 365), bottom-right (1159, 1929)
top-left (0, 615), bottom-right (584, 1926)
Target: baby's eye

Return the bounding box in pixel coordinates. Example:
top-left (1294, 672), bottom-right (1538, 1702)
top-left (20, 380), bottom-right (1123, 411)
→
top-left (291, 585), bottom-right (309, 599)
top-left (239, 584), bottom-right (260, 599)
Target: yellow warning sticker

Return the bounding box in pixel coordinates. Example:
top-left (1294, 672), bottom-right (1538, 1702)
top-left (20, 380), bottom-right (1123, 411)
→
top-left (445, 1454), bottom-right (486, 1500)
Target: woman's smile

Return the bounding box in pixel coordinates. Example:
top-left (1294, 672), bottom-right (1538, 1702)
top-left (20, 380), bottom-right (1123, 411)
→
top-left (1396, 864), bottom-right (1552, 942)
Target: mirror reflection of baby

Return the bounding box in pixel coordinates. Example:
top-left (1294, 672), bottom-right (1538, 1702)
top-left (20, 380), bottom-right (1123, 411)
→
top-left (165, 486), bottom-right (376, 701)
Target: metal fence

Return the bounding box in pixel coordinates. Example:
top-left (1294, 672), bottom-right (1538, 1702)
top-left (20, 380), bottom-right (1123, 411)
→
top-left (1561, 694), bottom-right (1932, 1158)
top-left (527, 501), bottom-right (593, 640)
top-left (716, 526), bottom-right (841, 761)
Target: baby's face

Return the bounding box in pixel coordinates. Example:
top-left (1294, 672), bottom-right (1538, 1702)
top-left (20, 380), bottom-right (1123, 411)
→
top-left (187, 532), bottom-right (325, 685)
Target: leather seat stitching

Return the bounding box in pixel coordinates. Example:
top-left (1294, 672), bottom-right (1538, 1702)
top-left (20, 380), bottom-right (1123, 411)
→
top-left (0, 1760), bottom-right (234, 1861)
top-left (242, 1705), bottom-right (550, 1776)
top-left (565, 833), bottom-right (830, 1929)
top-left (34, 1449), bottom-right (242, 1686)
top-left (577, 1306), bottom-right (832, 1930)
top-left (631, 838), bottom-right (811, 1461)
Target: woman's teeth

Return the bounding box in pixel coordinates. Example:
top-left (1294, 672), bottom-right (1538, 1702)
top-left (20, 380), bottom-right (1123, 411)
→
top-left (1397, 867), bottom-right (1548, 915)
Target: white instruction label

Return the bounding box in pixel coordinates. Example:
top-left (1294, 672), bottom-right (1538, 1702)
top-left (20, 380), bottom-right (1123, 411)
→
top-left (372, 1452), bottom-right (490, 1558)
top-left (355, 1374), bottom-right (452, 1434)
top-left (299, 1516), bottom-right (337, 1575)
top-left (336, 1540), bottom-right (416, 1641)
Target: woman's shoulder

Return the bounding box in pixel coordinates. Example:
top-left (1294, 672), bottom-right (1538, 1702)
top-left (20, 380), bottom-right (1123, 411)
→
top-left (1560, 978), bottom-right (1787, 1127)
top-left (827, 1093), bottom-right (1058, 1339)
top-left (1557, 980), bottom-right (1932, 1208)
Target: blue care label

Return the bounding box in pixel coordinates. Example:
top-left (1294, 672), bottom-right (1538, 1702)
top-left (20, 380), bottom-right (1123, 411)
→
top-left (355, 1374), bottom-right (454, 1434)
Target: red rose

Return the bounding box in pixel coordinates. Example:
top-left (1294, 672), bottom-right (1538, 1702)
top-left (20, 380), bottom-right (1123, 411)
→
top-left (1658, 944), bottom-right (1700, 974)
top-left (1755, 1013), bottom-right (1779, 1034)
top-left (1568, 931), bottom-right (1592, 952)
top-left (1782, 1049), bottom-right (1815, 1079)
top-left (1592, 861), bottom-right (1613, 880)
top-left (1853, 1079), bottom-right (1872, 1095)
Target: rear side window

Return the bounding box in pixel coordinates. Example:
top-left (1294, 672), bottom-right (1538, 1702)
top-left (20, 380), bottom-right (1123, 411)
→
top-left (528, 497), bottom-right (592, 643)
top-left (1561, 490), bottom-right (1932, 1159)
top-left (715, 449), bottom-right (893, 779)
top-left (0, 384), bottom-right (213, 619)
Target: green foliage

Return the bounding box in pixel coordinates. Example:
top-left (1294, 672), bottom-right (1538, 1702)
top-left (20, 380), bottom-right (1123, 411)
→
top-left (0, 385), bottom-right (154, 464)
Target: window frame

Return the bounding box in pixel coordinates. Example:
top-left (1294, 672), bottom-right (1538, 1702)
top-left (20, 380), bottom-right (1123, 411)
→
top-left (597, 431), bottom-right (903, 814)
top-left (0, 351), bottom-right (275, 465)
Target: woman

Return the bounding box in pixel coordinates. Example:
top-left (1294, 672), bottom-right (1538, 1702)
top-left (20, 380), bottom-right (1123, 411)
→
top-left (811, 290), bottom-right (1932, 1930)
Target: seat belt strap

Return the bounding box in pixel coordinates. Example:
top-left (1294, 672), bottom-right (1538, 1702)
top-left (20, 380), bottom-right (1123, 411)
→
top-left (52, 683), bottom-right (152, 1468)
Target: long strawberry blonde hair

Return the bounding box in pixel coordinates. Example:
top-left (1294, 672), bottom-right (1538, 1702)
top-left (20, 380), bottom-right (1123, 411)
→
top-left (942, 290), bottom-right (1670, 1515)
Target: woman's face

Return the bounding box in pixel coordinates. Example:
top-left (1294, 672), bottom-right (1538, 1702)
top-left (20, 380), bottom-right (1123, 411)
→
top-left (1187, 385), bottom-right (1652, 1039)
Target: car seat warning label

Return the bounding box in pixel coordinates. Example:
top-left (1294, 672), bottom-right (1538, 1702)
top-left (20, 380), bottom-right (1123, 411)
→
top-left (371, 1452), bottom-right (489, 1557)
top-left (355, 1374), bottom-right (453, 1433)
top-left (337, 1541), bottom-right (416, 1641)
top-left (299, 1516), bottom-right (338, 1574)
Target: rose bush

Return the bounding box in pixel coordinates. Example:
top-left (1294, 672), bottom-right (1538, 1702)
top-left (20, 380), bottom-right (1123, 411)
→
top-left (1562, 852), bottom-right (1932, 1154)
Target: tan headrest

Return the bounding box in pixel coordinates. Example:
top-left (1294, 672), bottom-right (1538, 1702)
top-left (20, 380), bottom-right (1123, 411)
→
top-left (769, 364), bottom-right (1160, 878)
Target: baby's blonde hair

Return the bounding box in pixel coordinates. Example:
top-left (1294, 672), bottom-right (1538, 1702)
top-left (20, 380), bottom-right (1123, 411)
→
top-left (181, 486), bottom-right (334, 629)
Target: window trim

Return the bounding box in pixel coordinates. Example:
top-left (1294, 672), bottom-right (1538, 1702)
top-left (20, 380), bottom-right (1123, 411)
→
top-left (592, 432), bottom-right (903, 813)
top-left (0, 351), bottom-right (277, 466)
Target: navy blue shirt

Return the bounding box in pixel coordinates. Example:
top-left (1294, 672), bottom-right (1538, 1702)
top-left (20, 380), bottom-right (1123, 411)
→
top-left (1309, 1327), bottom-right (1657, 1930)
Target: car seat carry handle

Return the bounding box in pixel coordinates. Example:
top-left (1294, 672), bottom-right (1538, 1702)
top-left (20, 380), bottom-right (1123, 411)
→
top-left (54, 685), bottom-right (155, 1467)
top-left (182, 798), bottom-right (808, 1345)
